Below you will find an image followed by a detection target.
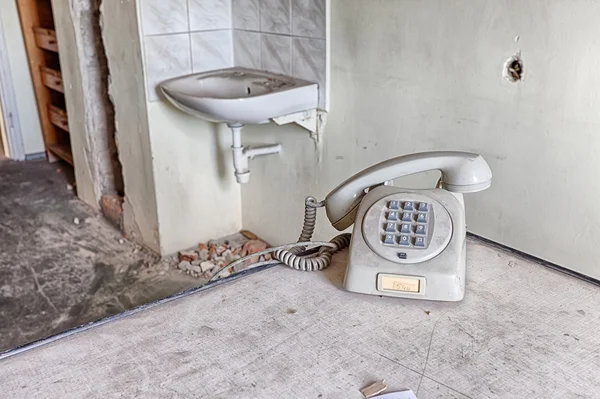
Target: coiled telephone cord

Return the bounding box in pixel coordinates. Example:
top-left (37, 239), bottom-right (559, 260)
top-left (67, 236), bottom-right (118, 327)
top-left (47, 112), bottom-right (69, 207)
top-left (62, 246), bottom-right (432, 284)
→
top-left (209, 197), bottom-right (351, 282)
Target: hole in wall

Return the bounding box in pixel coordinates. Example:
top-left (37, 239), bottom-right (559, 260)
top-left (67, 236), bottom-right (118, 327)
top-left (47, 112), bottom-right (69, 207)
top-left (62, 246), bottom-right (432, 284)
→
top-left (503, 53), bottom-right (524, 82)
top-left (246, 87), bottom-right (251, 95)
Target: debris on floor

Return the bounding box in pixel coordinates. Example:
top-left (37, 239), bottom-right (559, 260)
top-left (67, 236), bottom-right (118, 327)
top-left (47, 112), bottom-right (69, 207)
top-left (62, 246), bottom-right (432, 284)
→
top-left (361, 380), bottom-right (388, 398)
top-left (361, 381), bottom-right (418, 399)
top-left (175, 232), bottom-right (270, 279)
top-left (0, 160), bottom-right (205, 352)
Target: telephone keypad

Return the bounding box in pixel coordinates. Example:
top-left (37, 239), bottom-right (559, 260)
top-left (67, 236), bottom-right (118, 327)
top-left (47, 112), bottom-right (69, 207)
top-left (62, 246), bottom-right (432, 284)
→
top-left (383, 234), bottom-right (396, 245)
top-left (389, 200), bottom-right (401, 210)
top-left (400, 223), bottom-right (412, 234)
top-left (382, 200), bottom-right (433, 249)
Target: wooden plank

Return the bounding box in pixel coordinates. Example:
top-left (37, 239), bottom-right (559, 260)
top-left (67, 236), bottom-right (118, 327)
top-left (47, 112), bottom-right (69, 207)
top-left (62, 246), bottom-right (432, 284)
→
top-left (40, 67), bottom-right (63, 93)
top-left (15, 0), bottom-right (59, 150)
top-left (33, 28), bottom-right (58, 52)
top-left (47, 143), bottom-right (73, 165)
top-left (48, 105), bottom-right (68, 132)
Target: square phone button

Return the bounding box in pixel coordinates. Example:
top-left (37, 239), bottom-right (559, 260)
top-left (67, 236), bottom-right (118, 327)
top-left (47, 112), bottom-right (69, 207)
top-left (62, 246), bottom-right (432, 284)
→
top-left (399, 235), bottom-right (411, 246)
top-left (400, 223), bottom-right (412, 234)
top-left (415, 236), bottom-right (426, 247)
top-left (415, 224), bottom-right (426, 235)
top-left (388, 200), bottom-right (401, 210)
top-left (403, 201), bottom-right (414, 211)
top-left (383, 234), bottom-right (396, 245)
top-left (387, 211), bottom-right (399, 221)
top-left (417, 213), bottom-right (428, 223)
top-left (418, 202), bottom-right (429, 212)
top-left (385, 222), bottom-right (396, 233)
top-left (401, 212), bottom-right (413, 222)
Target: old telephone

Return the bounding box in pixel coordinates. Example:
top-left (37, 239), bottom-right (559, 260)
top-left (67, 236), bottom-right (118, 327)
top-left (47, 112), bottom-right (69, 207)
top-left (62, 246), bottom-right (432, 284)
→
top-left (212, 151), bottom-right (492, 302)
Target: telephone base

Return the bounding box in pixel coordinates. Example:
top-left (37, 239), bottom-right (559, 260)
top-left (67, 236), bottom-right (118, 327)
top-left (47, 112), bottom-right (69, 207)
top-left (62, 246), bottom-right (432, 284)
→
top-left (343, 186), bottom-right (467, 302)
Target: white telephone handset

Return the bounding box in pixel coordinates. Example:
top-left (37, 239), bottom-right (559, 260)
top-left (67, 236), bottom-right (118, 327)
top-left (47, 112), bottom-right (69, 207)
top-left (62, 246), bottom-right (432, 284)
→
top-left (212, 151), bottom-right (491, 301)
top-left (325, 151), bottom-right (492, 301)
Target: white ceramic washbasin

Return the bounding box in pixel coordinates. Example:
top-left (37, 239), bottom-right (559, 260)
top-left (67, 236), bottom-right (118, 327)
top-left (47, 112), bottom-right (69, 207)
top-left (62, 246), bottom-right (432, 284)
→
top-left (160, 67), bottom-right (318, 124)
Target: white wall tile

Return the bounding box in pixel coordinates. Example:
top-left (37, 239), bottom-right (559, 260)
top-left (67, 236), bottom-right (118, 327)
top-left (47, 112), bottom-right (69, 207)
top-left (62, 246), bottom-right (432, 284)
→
top-left (291, 0), bottom-right (325, 39)
top-left (234, 31), bottom-right (261, 69)
top-left (140, 0), bottom-right (189, 35)
top-left (261, 33), bottom-right (291, 75)
top-left (189, 0), bottom-right (232, 31)
top-left (144, 34), bottom-right (192, 102)
top-left (191, 31), bottom-right (234, 72)
top-left (292, 37), bottom-right (326, 108)
top-left (232, 0), bottom-right (260, 31)
top-left (260, 0), bottom-right (290, 35)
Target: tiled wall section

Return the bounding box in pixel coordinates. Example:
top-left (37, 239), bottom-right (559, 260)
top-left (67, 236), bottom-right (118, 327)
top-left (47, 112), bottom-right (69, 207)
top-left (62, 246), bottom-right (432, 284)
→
top-left (140, 0), bottom-right (328, 109)
top-left (233, 0), bottom-right (328, 109)
top-left (140, 0), bottom-right (234, 101)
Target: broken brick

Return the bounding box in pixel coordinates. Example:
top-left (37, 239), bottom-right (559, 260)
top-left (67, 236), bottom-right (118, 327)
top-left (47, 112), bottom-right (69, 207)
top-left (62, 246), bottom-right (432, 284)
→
top-left (178, 261), bottom-right (191, 271)
top-left (101, 194), bottom-right (124, 230)
top-left (240, 230), bottom-right (258, 240)
top-left (200, 261), bottom-right (216, 273)
top-left (198, 249), bottom-right (209, 261)
top-left (178, 250), bottom-right (199, 262)
top-left (242, 240), bottom-right (268, 257)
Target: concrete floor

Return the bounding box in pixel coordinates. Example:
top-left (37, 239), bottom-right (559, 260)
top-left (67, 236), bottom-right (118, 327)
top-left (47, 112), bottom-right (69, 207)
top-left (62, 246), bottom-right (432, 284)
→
top-left (0, 160), bottom-right (201, 353)
top-left (1, 238), bottom-right (599, 398)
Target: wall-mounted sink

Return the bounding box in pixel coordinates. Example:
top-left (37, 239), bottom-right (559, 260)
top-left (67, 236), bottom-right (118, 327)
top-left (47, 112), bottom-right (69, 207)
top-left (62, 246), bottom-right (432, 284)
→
top-left (160, 67), bottom-right (320, 184)
top-left (160, 67), bottom-right (318, 125)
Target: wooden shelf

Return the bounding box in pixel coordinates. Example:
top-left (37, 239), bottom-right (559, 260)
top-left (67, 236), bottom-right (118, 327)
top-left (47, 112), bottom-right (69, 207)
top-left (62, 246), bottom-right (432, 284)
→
top-left (17, 0), bottom-right (73, 166)
top-left (33, 27), bottom-right (58, 52)
top-left (48, 105), bottom-right (68, 132)
top-left (40, 67), bottom-right (63, 93)
top-left (47, 143), bottom-right (73, 165)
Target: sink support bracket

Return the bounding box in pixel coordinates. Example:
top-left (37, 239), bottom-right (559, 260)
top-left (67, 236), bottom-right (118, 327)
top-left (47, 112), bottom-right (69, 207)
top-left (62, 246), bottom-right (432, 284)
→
top-left (272, 109), bottom-right (327, 141)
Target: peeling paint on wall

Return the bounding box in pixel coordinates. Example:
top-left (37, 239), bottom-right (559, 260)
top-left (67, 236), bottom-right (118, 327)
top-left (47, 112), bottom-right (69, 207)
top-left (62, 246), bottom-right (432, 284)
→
top-left (99, 0), bottom-right (161, 253)
top-left (51, 0), bottom-right (123, 209)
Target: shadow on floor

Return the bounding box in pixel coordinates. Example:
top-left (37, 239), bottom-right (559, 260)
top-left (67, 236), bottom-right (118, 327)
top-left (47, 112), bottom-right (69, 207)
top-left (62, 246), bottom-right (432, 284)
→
top-left (0, 160), bottom-right (201, 352)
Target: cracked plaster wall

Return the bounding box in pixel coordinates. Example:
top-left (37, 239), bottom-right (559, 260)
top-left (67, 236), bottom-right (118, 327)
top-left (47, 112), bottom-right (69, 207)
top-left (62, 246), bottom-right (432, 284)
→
top-left (99, 0), bottom-right (160, 252)
top-left (51, 0), bottom-right (122, 209)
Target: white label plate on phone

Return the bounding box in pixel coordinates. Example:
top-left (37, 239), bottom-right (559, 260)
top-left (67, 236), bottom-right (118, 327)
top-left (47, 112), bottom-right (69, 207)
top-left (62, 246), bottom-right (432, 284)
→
top-left (377, 274), bottom-right (426, 295)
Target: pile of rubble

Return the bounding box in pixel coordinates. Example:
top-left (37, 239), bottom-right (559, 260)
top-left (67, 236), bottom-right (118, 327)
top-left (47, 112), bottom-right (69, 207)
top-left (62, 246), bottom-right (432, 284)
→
top-left (177, 233), bottom-right (270, 279)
